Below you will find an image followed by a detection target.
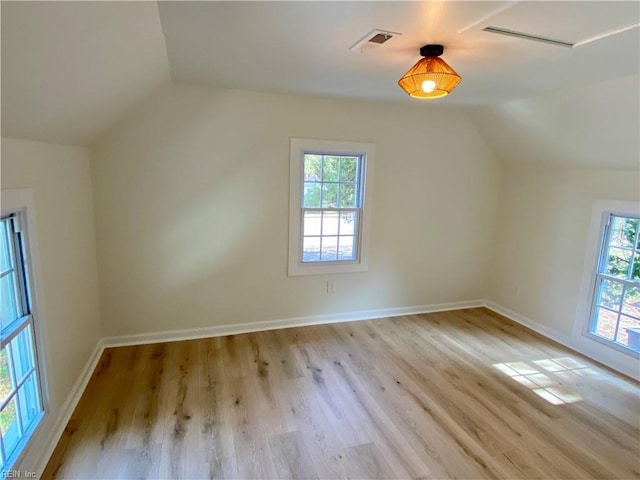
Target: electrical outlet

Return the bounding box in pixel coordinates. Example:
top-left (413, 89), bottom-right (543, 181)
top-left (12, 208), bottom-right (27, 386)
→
top-left (327, 280), bottom-right (336, 294)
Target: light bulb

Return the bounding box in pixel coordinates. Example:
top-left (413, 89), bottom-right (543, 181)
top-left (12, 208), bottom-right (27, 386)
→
top-left (421, 80), bottom-right (436, 93)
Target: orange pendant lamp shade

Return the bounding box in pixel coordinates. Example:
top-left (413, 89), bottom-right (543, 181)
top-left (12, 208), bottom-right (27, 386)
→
top-left (398, 44), bottom-right (461, 99)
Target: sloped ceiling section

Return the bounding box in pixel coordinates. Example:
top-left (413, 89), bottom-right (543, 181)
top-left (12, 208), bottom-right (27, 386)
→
top-left (469, 74), bottom-right (640, 169)
top-left (1, 1), bottom-right (170, 145)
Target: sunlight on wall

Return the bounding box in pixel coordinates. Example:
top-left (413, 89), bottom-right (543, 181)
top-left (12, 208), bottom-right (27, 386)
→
top-left (493, 357), bottom-right (590, 405)
top-left (155, 153), bottom-right (265, 293)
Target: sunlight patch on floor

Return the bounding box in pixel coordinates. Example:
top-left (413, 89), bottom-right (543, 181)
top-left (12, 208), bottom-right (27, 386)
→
top-left (493, 357), bottom-right (587, 405)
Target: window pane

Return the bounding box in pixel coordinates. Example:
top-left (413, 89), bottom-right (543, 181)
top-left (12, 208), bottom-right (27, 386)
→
top-left (616, 316), bottom-right (640, 351)
top-left (592, 307), bottom-right (617, 340)
top-left (10, 326), bottom-right (35, 382)
top-left (302, 237), bottom-right (320, 263)
top-left (338, 236), bottom-right (355, 260)
top-left (303, 154), bottom-right (322, 181)
top-left (596, 278), bottom-right (623, 310)
top-left (632, 253), bottom-right (640, 281)
top-left (303, 182), bottom-right (321, 208)
top-left (340, 212), bottom-right (356, 236)
top-left (616, 315), bottom-right (640, 349)
top-left (339, 184), bottom-right (357, 208)
top-left (609, 216), bottom-right (637, 249)
top-left (322, 156), bottom-right (339, 182)
top-left (340, 157), bottom-right (358, 182)
top-left (320, 236), bottom-right (338, 261)
top-left (322, 211), bottom-right (339, 236)
top-left (605, 247), bottom-right (631, 278)
top-left (0, 346), bottom-right (14, 404)
top-left (0, 273), bottom-right (18, 330)
top-left (621, 285), bottom-right (640, 318)
top-left (18, 373), bottom-right (40, 430)
top-left (1, 396), bottom-right (20, 457)
top-left (303, 211), bottom-right (321, 236)
top-left (321, 184), bottom-right (338, 208)
top-left (0, 221), bottom-right (11, 272)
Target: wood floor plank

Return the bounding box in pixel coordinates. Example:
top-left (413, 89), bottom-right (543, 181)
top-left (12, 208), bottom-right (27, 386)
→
top-left (283, 375), bottom-right (356, 479)
top-left (42, 308), bottom-right (640, 479)
top-left (268, 431), bottom-right (319, 479)
top-left (494, 448), bottom-right (548, 480)
top-left (157, 340), bottom-right (201, 479)
top-left (344, 443), bottom-right (396, 480)
top-left (198, 338), bottom-right (233, 478)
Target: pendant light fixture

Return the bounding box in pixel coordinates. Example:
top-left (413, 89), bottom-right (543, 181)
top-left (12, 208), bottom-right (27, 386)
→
top-left (398, 44), bottom-right (461, 99)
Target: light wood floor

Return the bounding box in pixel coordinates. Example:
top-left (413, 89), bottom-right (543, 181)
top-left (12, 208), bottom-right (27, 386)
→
top-left (43, 308), bottom-right (639, 479)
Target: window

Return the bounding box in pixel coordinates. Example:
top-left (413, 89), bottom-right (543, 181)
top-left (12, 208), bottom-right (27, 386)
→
top-left (288, 138), bottom-right (374, 276)
top-left (589, 213), bottom-right (640, 353)
top-left (0, 213), bottom-right (44, 469)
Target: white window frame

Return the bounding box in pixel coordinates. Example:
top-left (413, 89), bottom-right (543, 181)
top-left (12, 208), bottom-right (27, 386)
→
top-left (288, 138), bottom-right (375, 276)
top-left (0, 189), bottom-right (50, 471)
top-left (585, 208), bottom-right (640, 355)
top-left (574, 200), bottom-right (640, 375)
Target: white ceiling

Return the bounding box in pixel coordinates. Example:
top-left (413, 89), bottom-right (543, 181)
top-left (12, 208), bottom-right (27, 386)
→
top-left (1, 1), bottom-right (170, 145)
top-left (1, 1), bottom-right (639, 146)
top-left (157, 1), bottom-right (639, 105)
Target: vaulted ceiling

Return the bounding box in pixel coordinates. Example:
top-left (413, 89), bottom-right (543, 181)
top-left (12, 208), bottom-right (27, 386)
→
top-left (1, 1), bottom-right (170, 146)
top-left (471, 73), bottom-right (640, 169)
top-left (2, 1), bottom-right (639, 164)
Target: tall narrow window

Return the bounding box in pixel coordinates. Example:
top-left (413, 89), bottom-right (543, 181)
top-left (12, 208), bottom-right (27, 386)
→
top-left (0, 213), bottom-right (44, 469)
top-left (301, 153), bottom-right (362, 263)
top-left (289, 139), bottom-right (375, 276)
top-left (589, 214), bottom-right (640, 353)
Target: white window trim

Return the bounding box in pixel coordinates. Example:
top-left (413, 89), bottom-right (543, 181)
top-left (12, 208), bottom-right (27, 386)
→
top-left (574, 200), bottom-right (640, 375)
top-left (288, 138), bottom-right (375, 276)
top-left (0, 188), bottom-right (51, 469)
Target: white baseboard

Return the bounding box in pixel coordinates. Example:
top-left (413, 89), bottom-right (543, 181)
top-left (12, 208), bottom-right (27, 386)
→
top-left (483, 300), bottom-right (638, 380)
top-left (102, 299), bottom-right (485, 348)
top-left (32, 340), bottom-right (105, 476)
top-left (483, 300), bottom-right (574, 349)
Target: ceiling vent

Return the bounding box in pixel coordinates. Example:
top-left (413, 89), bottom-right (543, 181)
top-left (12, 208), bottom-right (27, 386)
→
top-left (483, 26), bottom-right (574, 48)
top-left (349, 29), bottom-right (401, 53)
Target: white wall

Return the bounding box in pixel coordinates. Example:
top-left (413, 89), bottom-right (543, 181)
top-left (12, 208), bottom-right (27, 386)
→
top-left (488, 165), bottom-right (640, 376)
top-left (0, 138), bottom-right (102, 470)
top-left (91, 83), bottom-right (501, 337)
top-left (473, 74), bottom-right (640, 377)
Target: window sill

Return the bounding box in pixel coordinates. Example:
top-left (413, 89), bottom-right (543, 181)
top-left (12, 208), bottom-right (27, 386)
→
top-left (583, 331), bottom-right (640, 359)
top-left (288, 260), bottom-right (369, 276)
